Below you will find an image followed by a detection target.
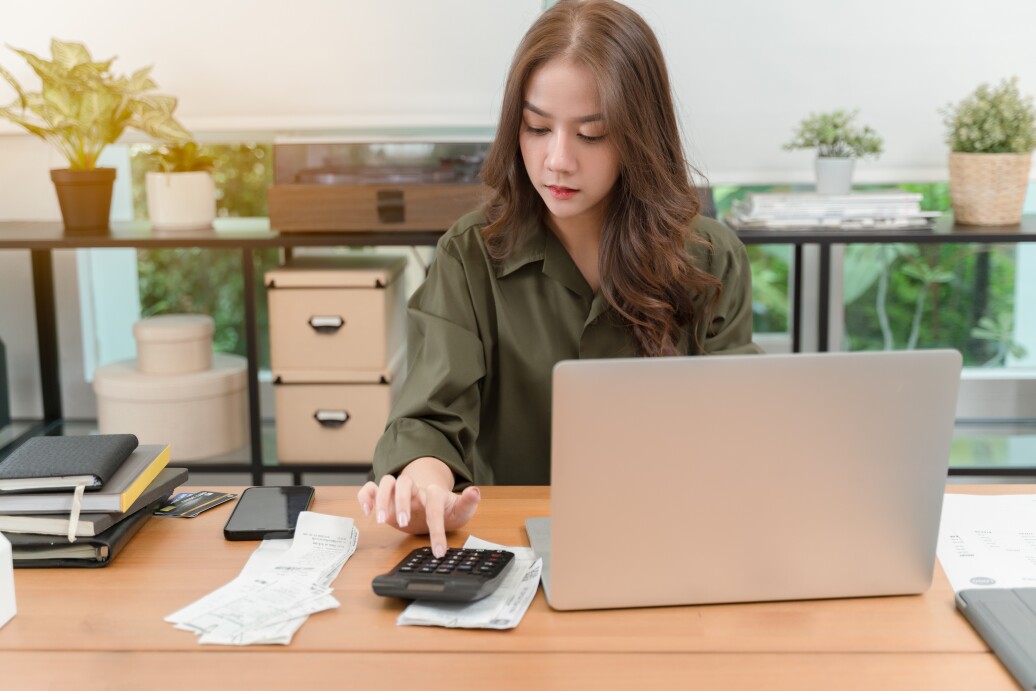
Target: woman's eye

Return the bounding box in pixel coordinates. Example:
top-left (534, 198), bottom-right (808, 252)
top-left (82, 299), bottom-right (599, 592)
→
top-left (578, 133), bottom-right (605, 143)
top-left (524, 125), bottom-right (549, 136)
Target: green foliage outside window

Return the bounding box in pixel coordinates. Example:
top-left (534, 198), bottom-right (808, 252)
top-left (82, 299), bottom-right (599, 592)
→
top-left (716, 181), bottom-right (1024, 366)
top-left (130, 143), bottom-right (277, 365)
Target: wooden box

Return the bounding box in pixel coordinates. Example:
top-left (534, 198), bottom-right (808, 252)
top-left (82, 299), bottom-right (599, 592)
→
top-left (268, 139), bottom-right (490, 232)
top-left (268, 183), bottom-right (485, 232)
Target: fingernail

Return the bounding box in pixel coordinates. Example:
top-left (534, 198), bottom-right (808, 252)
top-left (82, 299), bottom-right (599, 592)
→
top-left (472, 487), bottom-right (481, 499)
top-left (377, 509), bottom-right (386, 524)
top-left (397, 512), bottom-right (408, 528)
top-left (433, 543), bottom-right (446, 558)
top-left (361, 503), bottom-right (370, 517)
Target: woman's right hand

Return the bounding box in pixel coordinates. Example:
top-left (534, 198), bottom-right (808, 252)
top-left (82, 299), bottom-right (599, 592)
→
top-left (357, 456), bottom-right (481, 558)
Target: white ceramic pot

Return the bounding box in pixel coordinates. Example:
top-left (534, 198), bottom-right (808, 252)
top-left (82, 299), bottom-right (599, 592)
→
top-left (814, 157), bottom-right (856, 195)
top-left (146, 171), bottom-right (216, 231)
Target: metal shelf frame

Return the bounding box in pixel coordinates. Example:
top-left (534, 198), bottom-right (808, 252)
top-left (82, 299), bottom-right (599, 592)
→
top-left (2, 215), bottom-right (1035, 481)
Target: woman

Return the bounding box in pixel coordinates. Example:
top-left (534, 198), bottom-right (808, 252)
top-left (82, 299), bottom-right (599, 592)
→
top-left (358, 0), bottom-right (760, 557)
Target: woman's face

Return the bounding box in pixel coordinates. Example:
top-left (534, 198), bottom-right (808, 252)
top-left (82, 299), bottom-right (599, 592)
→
top-left (519, 58), bottom-right (620, 232)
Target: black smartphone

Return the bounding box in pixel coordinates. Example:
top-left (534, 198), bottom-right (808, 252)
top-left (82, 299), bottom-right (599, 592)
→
top-left (222, 486), bottom-right (315, 541)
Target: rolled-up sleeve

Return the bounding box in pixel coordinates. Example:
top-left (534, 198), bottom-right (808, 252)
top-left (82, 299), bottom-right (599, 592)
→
top-left (372, 238), bottom-right (486, 485)
top-left (700, 226), bottom-right (763, 355)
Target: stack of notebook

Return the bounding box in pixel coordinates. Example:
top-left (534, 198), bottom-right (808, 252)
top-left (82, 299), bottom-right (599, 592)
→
top-left (0, 434), bottom-right (186, 567)
top-left (727, 191), bottom-right (941, 230)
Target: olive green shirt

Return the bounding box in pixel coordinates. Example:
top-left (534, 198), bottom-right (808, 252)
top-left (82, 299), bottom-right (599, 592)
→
top-left (372, 210), bottom-right (760, 486)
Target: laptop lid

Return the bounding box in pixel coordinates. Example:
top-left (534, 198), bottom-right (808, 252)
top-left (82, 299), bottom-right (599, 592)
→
top-left (533, 349), bottom-right (962, 611)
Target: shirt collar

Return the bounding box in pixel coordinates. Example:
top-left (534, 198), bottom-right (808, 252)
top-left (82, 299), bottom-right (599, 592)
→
top-left (494, 216), bottom-right (593, 298)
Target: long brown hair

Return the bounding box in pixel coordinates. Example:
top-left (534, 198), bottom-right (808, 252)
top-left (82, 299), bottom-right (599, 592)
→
top-left (480, 0), bottom-right (722, 356)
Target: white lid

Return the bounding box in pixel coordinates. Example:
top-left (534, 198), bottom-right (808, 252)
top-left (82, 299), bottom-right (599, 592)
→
top-left (264, 254), bottom-right (406, 289)
top-left (133, 314), bottom-right (215, 343)
top-left (93, 353), bottom-right (246, 401)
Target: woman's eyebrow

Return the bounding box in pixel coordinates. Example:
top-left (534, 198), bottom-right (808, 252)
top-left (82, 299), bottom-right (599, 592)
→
top-left (522, 100), bottom-right (603, 123)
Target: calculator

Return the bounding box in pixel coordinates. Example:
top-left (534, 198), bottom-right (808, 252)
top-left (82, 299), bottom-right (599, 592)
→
top-left (372, 546), bottom-right (516, 602)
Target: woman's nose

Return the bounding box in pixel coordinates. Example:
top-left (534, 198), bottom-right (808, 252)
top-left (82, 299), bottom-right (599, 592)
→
top-left (546, 132), bottom-right (576, 174)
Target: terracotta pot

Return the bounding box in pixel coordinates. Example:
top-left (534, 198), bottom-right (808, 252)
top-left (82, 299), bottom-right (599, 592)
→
top-left (49, 168), bottom-right (116, 232)
top-left (948, 152), bottom-right (1032, 226)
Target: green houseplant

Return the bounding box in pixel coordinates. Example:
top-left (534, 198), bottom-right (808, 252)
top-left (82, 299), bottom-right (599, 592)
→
top-left (145, 141), bottom-right (217, 231)
top-left (0, 38), bottom-right (190, 231)
top-left (942, 76), bottom-right (1036, 226)
top-left (783, 110), bottom-right (884, 195)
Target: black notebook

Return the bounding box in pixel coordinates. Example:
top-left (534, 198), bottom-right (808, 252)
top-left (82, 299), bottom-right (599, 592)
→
top-left (0, 434), bottom-right (138, 492)
top-left (5, 497), bottom-right (161, 568)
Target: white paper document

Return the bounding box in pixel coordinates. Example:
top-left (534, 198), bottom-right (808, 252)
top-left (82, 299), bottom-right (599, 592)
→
top-left (166, 512), bottom-right (358, 645)
top-left (396, 536), bottom-right (542, 630)
top-left (937, 494), bottom-right (1036, 592)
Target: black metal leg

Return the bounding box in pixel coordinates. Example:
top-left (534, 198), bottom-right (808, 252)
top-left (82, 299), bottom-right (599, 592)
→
top-left (242, 248), bottom-right (263, 486)
top-left (30, 250), bottom-right (62, 421)
top-left (817, 243), bottom-right (831, 352)
top-left (791, 244), bottom-right (803, 353)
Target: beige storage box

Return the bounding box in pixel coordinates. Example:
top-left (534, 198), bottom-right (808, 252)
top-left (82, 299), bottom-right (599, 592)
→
top-left (133, 314), bottom-right (214, 375)
top-left (93, 353), bottom-right (247, 461)
top-left (274, 372), bottom-right (401, 464)
top-left (265, 254), bottom-right (406, 378)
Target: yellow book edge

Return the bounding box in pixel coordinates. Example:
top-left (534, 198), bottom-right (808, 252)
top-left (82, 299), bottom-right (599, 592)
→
top-left (117, 445), bottom-right (171, 512)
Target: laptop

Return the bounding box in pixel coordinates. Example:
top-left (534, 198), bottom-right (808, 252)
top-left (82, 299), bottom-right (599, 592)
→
top-left (525, 349), bottom-right (962, 611)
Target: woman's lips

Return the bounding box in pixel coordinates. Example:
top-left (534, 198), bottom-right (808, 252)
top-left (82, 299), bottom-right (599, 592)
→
top-left (548, 185), bottom-right (577, 200)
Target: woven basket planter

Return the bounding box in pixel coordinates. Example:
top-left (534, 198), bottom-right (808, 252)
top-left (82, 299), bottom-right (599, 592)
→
top-left (948, 151), bottom-right (1032, 226)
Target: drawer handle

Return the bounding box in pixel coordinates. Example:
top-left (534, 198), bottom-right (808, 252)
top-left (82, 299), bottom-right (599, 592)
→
top-left (314, 410), bottom-right (350, 428)
top-left (309, 315), bottom-right (344, 334)
top-left (377, 189), bottom-right (405, 223)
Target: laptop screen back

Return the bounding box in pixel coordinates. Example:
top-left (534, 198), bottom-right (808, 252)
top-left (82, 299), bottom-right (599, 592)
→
top-left (541, 350), bottom-right (962, 610)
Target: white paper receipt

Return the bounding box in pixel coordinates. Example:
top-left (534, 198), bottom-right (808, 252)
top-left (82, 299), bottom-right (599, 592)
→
top-left (165, 511), bottom-right (358, 645)
top-left (937, 494), bottom-right (1036, 592)
top-left (397, 536), bottom-right (542, 630)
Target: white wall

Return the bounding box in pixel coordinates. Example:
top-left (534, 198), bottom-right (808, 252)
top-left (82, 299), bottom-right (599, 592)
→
top-left (624, 0), bottom-right (1036, 184)
top-left (0, 0), bottom-right (541, 133)
top-left (2, 0), bottom-right (1034, 183)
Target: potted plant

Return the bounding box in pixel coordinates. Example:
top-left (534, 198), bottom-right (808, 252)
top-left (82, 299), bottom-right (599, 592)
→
top-left (783, 110), bottom-right (884, 195)
top-left (0, 39), bottom-right (190, 232)
top-left (942, 76), bottom-right (1036, 226)
top-left (145, 141), bottom-right (217, 231)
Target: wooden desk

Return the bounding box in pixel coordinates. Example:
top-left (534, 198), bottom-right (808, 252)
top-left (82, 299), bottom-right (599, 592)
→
top-left (0, 486), bottom-right (1024, 690)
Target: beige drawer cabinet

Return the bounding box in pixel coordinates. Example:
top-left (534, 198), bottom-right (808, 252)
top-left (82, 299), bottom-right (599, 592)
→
top-left (266, 255), bottom-right (406, 378)
top-left (265, 254), bottom-right (407, 464)
top-left (273, 374), bottom-right (402, 463)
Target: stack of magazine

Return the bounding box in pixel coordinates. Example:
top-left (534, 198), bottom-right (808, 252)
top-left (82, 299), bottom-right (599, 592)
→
top-left (727, 191), bottom-right (940, 230)
top-left (0, 435), bottom-right (186, 567)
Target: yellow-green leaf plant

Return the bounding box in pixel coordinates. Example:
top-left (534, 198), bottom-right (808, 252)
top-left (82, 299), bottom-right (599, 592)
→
top-left (0, 38), bottom-right (191, 171)
top-left (148, 141), bottom-right (215, 173)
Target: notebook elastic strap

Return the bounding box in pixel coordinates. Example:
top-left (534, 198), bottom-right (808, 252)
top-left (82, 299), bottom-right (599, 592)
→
top-left (65, 484), bottom-right (85, 543)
